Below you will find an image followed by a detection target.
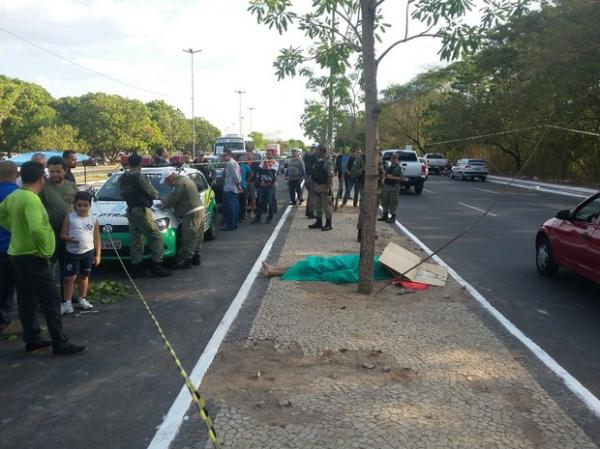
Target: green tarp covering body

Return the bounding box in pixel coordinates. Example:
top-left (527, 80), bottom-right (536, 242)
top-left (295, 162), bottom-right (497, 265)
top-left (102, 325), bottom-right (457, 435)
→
top-left (281, 254), bottom-right (391, 284)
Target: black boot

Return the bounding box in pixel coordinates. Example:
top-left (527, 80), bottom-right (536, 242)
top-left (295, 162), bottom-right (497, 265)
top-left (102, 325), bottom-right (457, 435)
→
top-left (387, 214), bottom-right (396, 224)
top-left (377, 214), bottom-right (389, 222)
top-left (130, 263), bottom-right (147, 279)
top-left (357, 229), bottom-right (362, 242)
top-left (191, 254), bottom-right (201, 266)
top-left (150, 262), bottom-right (172, 278)
top-left (322, 219), bottom-right (333, 231)
top-left (308, 218), bottom-right (323, 229)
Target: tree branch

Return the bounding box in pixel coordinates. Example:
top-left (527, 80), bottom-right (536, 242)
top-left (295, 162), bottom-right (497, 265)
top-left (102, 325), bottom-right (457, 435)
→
top-left (376, 25), bottom-right (437, 66)
top-left (337, 6), bottom-right (362, 44)
top-left (404, 0), bottom-right (410, 41)
top-left (303, 17), bottom-right (362, 52)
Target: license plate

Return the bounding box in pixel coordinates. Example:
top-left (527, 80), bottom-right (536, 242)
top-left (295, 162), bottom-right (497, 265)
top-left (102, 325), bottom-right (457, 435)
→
top-left (102, 240), bottom-right (121, 250)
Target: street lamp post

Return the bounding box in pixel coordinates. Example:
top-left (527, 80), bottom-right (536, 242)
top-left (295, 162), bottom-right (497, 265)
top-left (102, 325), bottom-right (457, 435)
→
top-left (234, 90), bottom-right (245, 136)
top-left (183, 48), bottom-right (202, 159)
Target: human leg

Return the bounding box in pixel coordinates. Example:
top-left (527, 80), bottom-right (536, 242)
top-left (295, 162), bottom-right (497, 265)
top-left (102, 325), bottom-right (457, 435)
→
top-left (0, 252), bottom-right (15, 328)
top-left (127, 208), bottom-right (146, 265)
top-left (266, 188), bottom-right (276, 221)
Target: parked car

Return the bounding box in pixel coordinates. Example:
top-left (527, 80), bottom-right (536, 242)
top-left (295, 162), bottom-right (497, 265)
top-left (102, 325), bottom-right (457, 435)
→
top-left (450, 159), bottom-right (489, 181)
top-left (381, 149), bottom-right (427, 194)
top-left (535, 192), bottom-right (600, 284)
top-left (92, 165), bottom-right (218, 261)
top-left (423, 153), bottom-right (448, 174)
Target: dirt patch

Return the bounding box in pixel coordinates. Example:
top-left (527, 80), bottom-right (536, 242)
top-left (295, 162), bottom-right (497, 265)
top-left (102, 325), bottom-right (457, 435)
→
top-left (202, 340), bottom-right (418, 427)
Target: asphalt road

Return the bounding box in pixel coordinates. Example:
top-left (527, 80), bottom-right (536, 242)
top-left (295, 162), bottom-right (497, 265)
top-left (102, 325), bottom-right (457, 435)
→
top-left (396, 175), bottom-right (600, 398)
top-left (0, 183), bottom-right (290, 449)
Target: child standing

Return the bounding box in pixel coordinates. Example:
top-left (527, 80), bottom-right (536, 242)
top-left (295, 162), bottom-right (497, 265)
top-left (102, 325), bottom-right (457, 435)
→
top-left (60, 191), bottom-right (101, 314)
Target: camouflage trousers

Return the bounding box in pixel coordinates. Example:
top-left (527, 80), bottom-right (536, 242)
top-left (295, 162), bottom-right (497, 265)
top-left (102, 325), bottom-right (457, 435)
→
top-left (127, 207), bottom-right (164, 264)
top-left (306, 180), bottom-right (316, 216)
top-left (179, 209), bottom-right (204, 262)
top-left (381, 184), bottom-right (400, 216)
top-left (313, 183), bottom-right (332, 220)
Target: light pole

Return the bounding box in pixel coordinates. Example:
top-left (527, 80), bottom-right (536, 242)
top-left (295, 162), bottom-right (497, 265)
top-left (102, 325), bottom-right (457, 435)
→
top-left (248, 107), bottom-right (255, 134)
top-left (234, 90), bottom-right (245, 136)
top-left (183, 48), bottom-right (201, 159)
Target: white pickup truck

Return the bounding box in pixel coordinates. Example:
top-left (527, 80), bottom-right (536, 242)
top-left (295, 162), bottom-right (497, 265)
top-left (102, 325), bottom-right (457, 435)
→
top-left (381, 149), bottom-right (427, 194)
top-left (423, 153), bottom-right (449, 174)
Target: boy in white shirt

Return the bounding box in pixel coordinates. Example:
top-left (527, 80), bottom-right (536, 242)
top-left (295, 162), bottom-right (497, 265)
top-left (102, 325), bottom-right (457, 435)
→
top-left (60, 191), bottom-right (101, 314)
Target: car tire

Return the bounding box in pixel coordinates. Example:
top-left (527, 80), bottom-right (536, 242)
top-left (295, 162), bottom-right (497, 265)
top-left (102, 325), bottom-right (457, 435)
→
top-left (414, 182), bottom-right (424, 194)
top-left (536, 236), bottom-right (559, 276)
top-left (204, 210), bottom-right (218, 241)
top-left (481, 177), bottom-right (487, 182)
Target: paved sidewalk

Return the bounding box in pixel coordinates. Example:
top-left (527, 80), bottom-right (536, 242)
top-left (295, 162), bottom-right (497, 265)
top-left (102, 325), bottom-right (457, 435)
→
top-left (197, 206), bottom-right (598, 449)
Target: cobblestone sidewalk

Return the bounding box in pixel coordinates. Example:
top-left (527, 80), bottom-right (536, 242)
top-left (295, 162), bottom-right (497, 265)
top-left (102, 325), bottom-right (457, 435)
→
top-left (198, 207), bottom-right (598, 449)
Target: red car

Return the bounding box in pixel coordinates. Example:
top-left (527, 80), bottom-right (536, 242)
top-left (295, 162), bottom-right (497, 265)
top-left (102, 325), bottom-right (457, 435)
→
top-left (536, 192), bottom-right (600, 284)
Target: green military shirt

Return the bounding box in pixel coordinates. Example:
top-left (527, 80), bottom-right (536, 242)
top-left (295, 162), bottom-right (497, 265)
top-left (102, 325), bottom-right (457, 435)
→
top-left (384, 162), bottom-right (403, 185)
top-left (163, 175), bottom-right (201, 217)
top-left (39, 179), bottom-right (79, 232)
top-left (118, 168), bottom-right (159, 205)
top-left (322, 157), bottom-right (335, 178)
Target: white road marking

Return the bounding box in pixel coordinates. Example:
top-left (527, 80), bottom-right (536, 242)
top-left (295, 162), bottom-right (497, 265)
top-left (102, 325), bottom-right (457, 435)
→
top-left (458, 202), bottom-right (499, 217)
top-left (477, 188), bottom-right (500, 194)
top-left (391, 218), bottom-right (600, 419)
top-left (488, 178), bottom-right (589, 199)
top-left (423, 188), bottom-right (435, 194)
top-left (147, 205), bottom-right (293, 449)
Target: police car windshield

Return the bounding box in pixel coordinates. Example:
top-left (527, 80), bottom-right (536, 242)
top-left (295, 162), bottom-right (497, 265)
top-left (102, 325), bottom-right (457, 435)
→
top-left (96, 173), bottom-right (173, 201)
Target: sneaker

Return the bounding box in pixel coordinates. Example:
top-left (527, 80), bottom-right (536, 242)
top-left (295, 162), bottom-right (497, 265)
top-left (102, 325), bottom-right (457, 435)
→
top-left (53, 343), bottom-right (87, 357)
top-left (25, 340), bottom-right (53, 354)
top-left (76, 298), bottom-right (93, 310)
top-left (61, 301), bottom-right (74, 315)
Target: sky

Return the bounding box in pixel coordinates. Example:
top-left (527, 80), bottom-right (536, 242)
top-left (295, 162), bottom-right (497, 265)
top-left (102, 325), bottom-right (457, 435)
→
top-left (0, 0), bottom-right (450, 141)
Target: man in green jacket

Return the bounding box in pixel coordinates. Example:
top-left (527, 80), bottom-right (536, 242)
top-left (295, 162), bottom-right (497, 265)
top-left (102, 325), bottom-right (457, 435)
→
top-left (118, 154), bottom-right (171, 278)
top-left (0, 162), bottom-right (86, 356)
top-left (160, 170), bottom-right (204, 269)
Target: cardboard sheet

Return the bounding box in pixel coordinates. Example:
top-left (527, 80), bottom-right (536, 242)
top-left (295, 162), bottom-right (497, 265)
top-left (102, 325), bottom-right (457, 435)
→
top-left (379, 242), bottom-right (448, 287)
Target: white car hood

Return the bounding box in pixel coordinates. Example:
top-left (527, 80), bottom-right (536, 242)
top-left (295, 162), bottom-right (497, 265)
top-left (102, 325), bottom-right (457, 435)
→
top-left (92, 200), bottom-right (175, 227)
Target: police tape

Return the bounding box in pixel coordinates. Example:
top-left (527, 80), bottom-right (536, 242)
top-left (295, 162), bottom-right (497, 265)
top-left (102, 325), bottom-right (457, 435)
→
top-left (103, 230), bottom-right (222, 449)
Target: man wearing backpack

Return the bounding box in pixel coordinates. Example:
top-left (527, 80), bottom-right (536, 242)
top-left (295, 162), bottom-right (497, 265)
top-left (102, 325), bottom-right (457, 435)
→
top-left (308, 145), bottom-right (334, 231)
top-left (285, 149), bottom-right (305, 205)
top-left (252, 149), bottom-right (279, 224)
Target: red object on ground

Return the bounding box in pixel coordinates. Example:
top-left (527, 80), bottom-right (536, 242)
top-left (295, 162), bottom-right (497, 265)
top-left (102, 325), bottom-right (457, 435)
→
top-left (392, 279), bottom-right (429, 290)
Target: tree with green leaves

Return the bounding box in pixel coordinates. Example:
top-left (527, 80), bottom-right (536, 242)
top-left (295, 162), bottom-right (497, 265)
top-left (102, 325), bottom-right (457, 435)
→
top-left (26, 124), bottom-right (89, 152)
top-left (250, 0), bottom-right (531, 293)
top-left (147, 100), bottom-right (192, 154)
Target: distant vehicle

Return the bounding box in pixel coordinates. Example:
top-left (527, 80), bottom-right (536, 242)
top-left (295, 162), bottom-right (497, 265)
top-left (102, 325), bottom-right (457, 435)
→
top-left (380, 149), bottom-right (427, 194)
top-left (418, 157), bottom-right (429, 179)
top-left (266, 143), bottom-right (281, 157)
top-left (213, 134), bottom-right (254, 155)
top-left (450, 158), bottom-right (488, 181)
top-left (536, 192), bottom-right (600, 285)
top-left (92, 165), bottom-right (218, 261)
top-left (423, 153), bottom-right (448, 174)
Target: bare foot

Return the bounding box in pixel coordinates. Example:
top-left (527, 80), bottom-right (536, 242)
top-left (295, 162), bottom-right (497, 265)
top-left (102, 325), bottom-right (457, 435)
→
top-left (261, 261), bottom-right (273, 277)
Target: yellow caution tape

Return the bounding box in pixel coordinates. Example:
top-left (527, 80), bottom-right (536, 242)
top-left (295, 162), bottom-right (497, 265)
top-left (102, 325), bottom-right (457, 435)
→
top-left (105, 231), bottom-right (222, 449)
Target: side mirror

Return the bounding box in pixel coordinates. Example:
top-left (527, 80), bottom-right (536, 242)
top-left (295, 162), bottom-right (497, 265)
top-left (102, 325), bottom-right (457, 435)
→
top-left (556, 210), bottom-right (571, 220)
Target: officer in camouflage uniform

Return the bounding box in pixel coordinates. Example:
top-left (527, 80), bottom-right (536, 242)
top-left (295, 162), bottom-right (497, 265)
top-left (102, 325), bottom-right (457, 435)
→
top-left (379, 152), bottom-right (403, 223)
top-left (308, 145), bottom-right (334, 231)
top-left (118, 154), bottom-right (171, 278)
top-left (161, 170), bottom-right (204, 269)
top-left (303, 145), bottom-right (318, 219)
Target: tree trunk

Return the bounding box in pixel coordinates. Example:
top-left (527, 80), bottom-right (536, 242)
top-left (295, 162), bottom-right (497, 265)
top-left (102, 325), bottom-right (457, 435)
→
top-left (358, 0), bottom-right (378, 294)
top-left (326, 7), bottom-right (336, 151)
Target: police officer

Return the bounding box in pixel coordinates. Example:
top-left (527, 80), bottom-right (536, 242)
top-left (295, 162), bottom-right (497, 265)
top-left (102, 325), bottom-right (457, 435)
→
top-left (118, 154), bottom-right (171, 278)
top-left (303, 145), bottom-right (318, 219)
top-left (379, 152), bottom-right (403, 223)
top-left (308, 145), bottom-right (334, 231)
top-left (160, 170), bottom-right (204, 269)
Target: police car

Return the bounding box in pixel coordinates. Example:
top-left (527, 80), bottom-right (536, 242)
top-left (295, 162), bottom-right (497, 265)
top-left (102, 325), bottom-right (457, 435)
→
top-left (92, 164), bottom-right (217, 261)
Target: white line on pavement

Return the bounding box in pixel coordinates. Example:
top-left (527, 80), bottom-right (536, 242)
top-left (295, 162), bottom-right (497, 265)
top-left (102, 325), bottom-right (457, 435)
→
top-left (392, 218), bottom-right (600, 419)
top-left (458, 202), bottom-right (499, 217)
top-left (477, 188), bottom-right (500, 194)
top-left (423, 188), bottom-right (435, 194)
top-left (147, 205), bottom-right (293, 449)
top-left (488, 178), bottom-right (590, 199)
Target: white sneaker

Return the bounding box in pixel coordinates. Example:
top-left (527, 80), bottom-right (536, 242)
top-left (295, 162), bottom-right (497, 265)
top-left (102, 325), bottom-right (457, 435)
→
top-left (61, 302), bottom-right (74, 315)
top-left (77, 298), bottom-right (94, 310)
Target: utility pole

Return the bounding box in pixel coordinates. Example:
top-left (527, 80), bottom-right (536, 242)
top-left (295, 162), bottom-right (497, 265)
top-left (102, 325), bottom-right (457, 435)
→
top-left (234, 90), bottom-right (246, 136)
top-left (248, 107), bottom-right (255, 133)
top-left (183, 48), bottom-right (201, 159)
